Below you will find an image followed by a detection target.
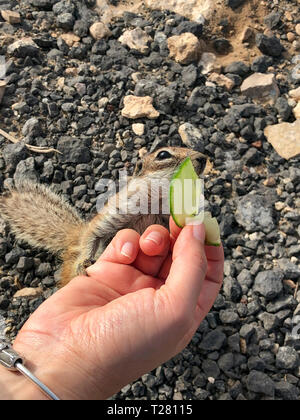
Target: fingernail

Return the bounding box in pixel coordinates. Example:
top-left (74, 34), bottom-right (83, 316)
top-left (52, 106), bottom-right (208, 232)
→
top-left (121, 242), bottom-right (134, 258)
top-left (145, 231), bottom-right (163, 246)
top-left (192, 223), bottom-right (205, 242)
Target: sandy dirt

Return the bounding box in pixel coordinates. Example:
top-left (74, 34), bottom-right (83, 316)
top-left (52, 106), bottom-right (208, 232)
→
top-left (95, 0), bottom-right (272, 67)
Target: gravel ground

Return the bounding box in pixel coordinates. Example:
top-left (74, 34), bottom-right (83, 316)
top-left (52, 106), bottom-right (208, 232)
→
top-left (0, 0), bottom-right (300, 400)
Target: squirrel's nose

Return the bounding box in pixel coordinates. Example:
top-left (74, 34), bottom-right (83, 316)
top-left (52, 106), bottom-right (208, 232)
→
top-left (196, 156), bottom-right (207, 173)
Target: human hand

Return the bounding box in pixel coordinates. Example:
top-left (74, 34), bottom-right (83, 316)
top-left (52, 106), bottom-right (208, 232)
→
top-left (10, 218), bottom-right (224, 400)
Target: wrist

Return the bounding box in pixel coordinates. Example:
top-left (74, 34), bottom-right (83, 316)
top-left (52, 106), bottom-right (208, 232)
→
top-left (0, 365), bottom-right (48, 400)
top-left (11, 338), bottom-right (108, 400)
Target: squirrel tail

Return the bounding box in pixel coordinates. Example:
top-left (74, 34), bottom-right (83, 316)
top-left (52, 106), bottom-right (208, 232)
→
top-left (0, 182), bottom-right (84, 254)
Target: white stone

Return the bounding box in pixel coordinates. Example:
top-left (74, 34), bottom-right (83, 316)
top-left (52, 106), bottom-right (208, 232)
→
top-left (121, 96), bottom-right (159, 119)
top-left (89, 22), bottom-right (111, 40)
top-left (1, 10), bottom-right (21, 24)
top-left (178, 123), bottom-right (203, 148)
top-left (98, 97), bottom-right (109, 109)
top-left (119, 28), bottom-right (152, 54)
top-left (168, 33), bottom-right (202, 65)
top-left (132, 123), bottom-right (145, 136)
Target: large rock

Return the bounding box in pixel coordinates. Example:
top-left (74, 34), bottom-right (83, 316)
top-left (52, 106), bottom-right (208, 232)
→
top-left (14, 157), bottom-right (40, 186)
top-left (57, 137), bottom-right (91, 164)
top-left (264, 11), bottom-right (282, 29)
top-left (2, 142), bottom-right (28, 171)
top-left (172, 21), bottom-right (203, 37)
top-left (256, 33), bottom-right (283, 57)
top-left (224, 61), bottom-right (250, 76)
top-left (178, 123), bottom-right (204, 150)
top-left (235, 193), bottom-right (275, 233)
top-left (264, 120), bottom-right (300, 160)
top-left (277, 259), bottom-right (300, 280)
top-left (89, 22), bottom-right (111, 40)
top-left (276, 346), bottom-right (299, 370)
top-left (275, 382), bottom-right (300, 401)
top-left (1, 10), bottom-right (21, 24)
top-left (144, 0), bottom-right (214, 20)
top-left (240, 73), bottom-right (279, 104)
top-left (121, 96), bottom-right (160, 119)
top-left (7, 38), bottom-right (40, 57)
top-left (253, 271), bottom-right (284, 300)
top-left (56, 13), bottom-right (74, 31)
top-left (199, 330), bottom-right (227, 351)
top-left (246, 371), bottom-right (275, 397)
top-left (119, 28), bottom-right (152, 54)
top-left (167, 33), bottom-right (202, 65)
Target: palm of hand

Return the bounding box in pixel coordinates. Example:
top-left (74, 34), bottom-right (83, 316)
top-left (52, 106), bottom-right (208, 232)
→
top-left (14, 221), bottom-right (223, 400)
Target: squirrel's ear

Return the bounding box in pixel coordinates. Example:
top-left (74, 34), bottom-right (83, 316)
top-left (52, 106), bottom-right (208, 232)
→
top-left (134, 160), bottom-right (143, 176)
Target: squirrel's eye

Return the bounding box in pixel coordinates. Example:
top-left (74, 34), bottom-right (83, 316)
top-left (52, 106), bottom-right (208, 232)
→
top-left (156, 151), bottom-right (172, 160)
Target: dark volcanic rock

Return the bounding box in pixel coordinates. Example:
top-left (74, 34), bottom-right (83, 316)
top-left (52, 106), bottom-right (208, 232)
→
top-left (275, 382), bottom-right (299, 400)
top-left (276, 347), bottom-right (299, 370)
top-left (275, 97), bottom-right (292, 121)
top-left (277, 259), bottom-right (300, 280)
top-left (29, 0), bottom-right (58, 9)
top-left (246, 371), bottom-right (275, 397)
top-left (7, 39), bottom-right (40, 58)
top-left (226, 0), bottom-right (246, 9)
top-left (14, 158), bottom-right (39, 186)
top-left (223, 277), bottom-right (243, 302)
top-left (224, 61), bottom-right (250, 76)
top-left (256, 33), bottom-right (283, 57)
top-left (199, 330), bottom-right (227, 351)
top-left (264, 12), bottom-right (282, 29)
top-left (213, 38), bottom-right (232, 54)
top-left (253, 271), bottom-right (284, 300)
top-left (57, 137), bottom-right (91, 164)
top-left (251, 55), bottom-right (273, 73)
top-left (2, 142), bottom-right (28, 172)
top-left (172, 21), bottom-right (203, 37)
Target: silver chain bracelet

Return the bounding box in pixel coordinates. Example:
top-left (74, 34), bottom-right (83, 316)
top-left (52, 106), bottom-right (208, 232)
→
top-left (0, 340), bottom-right (60, 400)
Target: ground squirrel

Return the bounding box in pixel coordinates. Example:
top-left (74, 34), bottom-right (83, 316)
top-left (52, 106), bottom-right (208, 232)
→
top-left (0, 147), bottom-right (207, 287)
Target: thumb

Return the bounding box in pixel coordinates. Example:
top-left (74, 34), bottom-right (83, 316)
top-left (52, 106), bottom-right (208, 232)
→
top-left (163, 223), bottom-right (208, 313)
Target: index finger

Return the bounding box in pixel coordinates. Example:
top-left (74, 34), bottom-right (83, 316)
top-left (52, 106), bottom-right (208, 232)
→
top-left (169, 216), bottom-right (182, 249)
